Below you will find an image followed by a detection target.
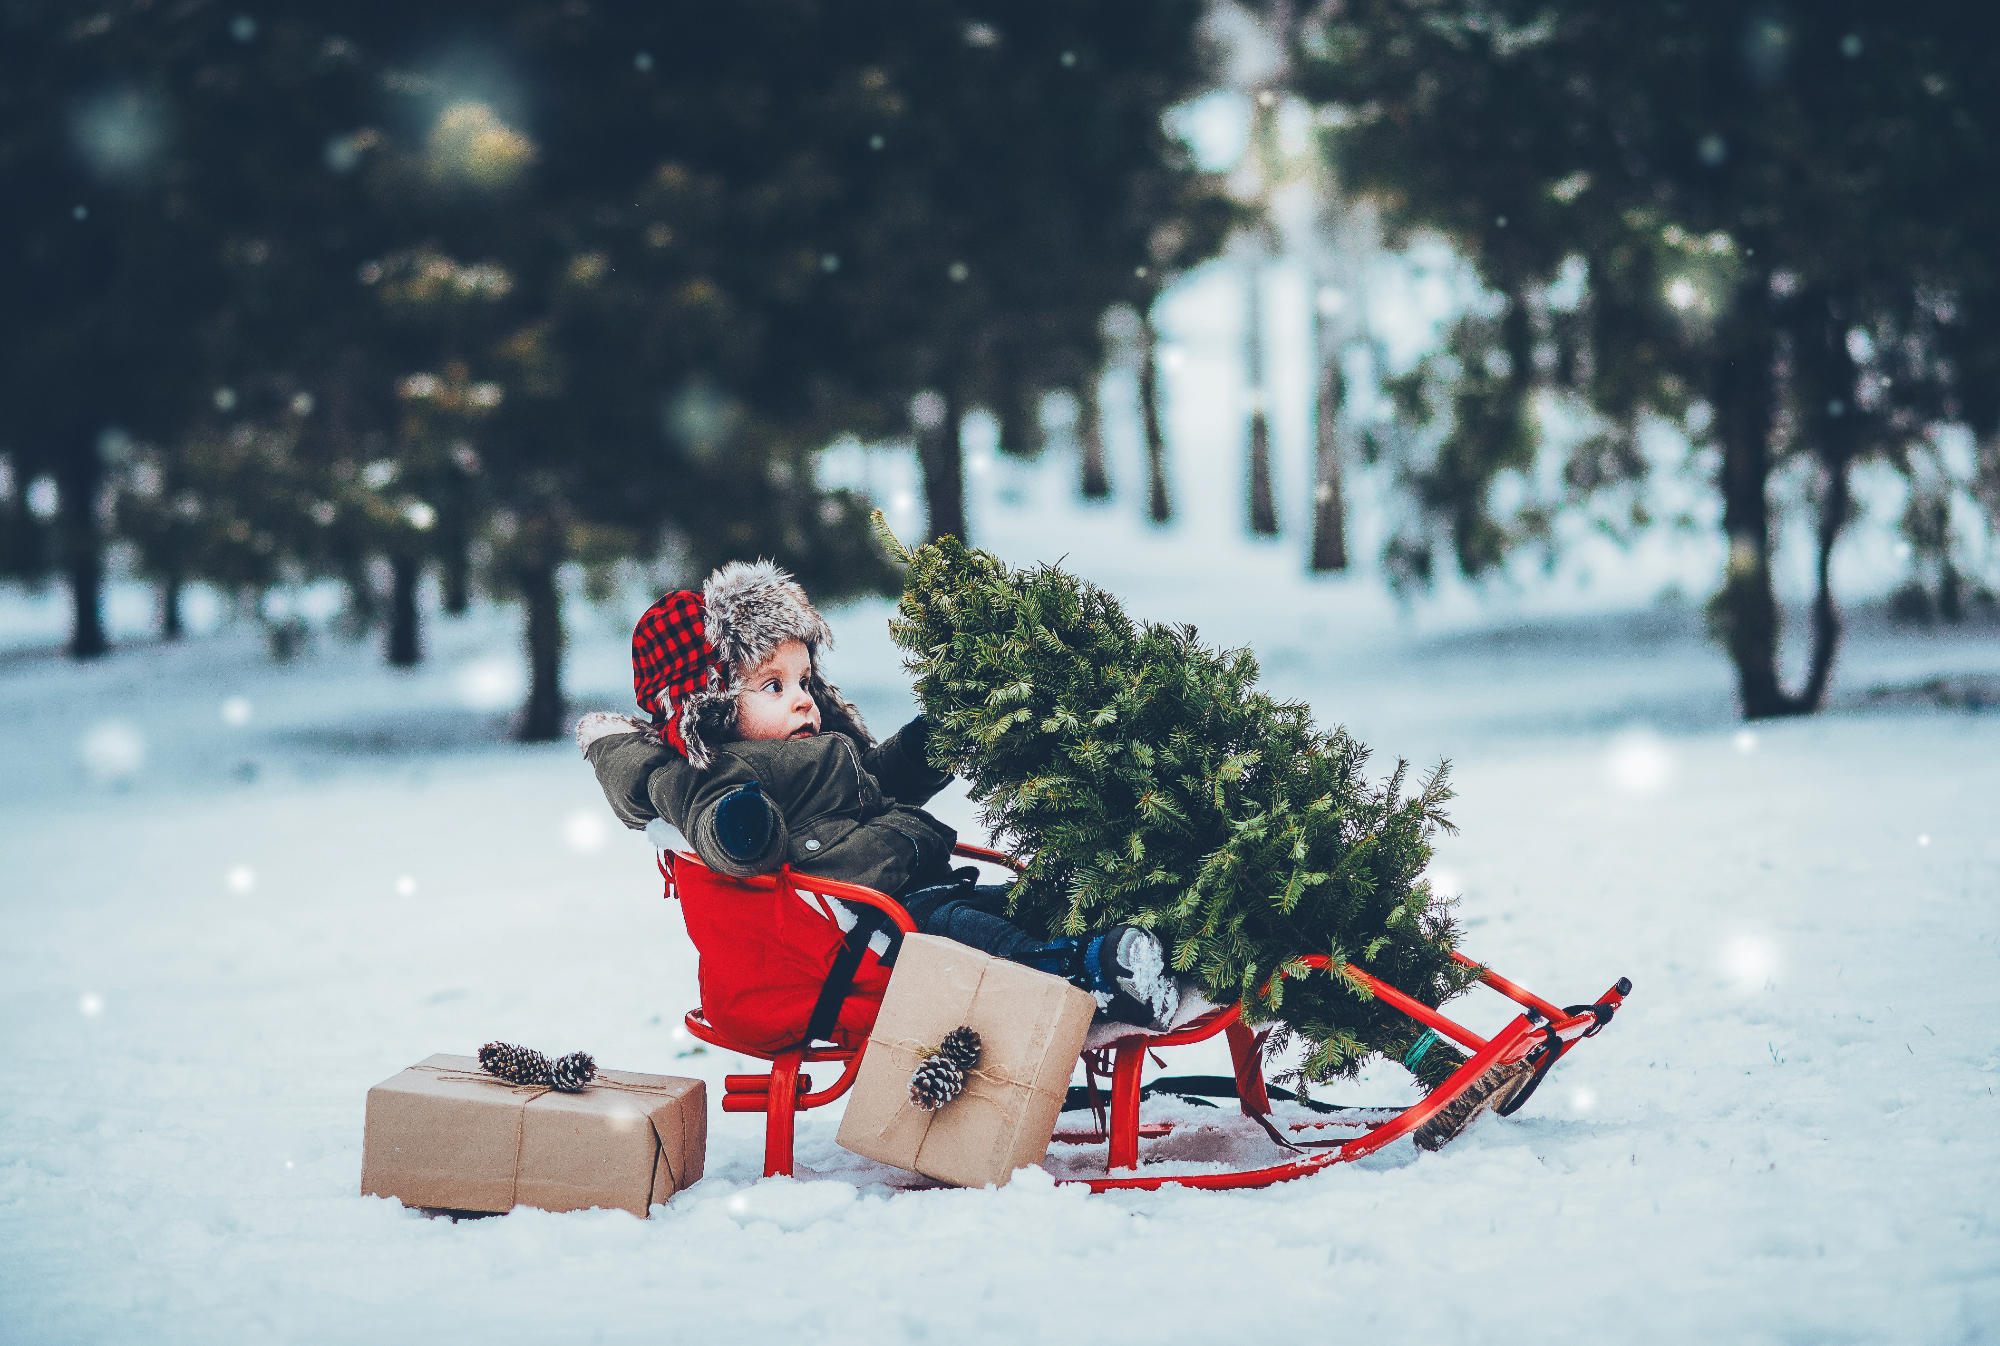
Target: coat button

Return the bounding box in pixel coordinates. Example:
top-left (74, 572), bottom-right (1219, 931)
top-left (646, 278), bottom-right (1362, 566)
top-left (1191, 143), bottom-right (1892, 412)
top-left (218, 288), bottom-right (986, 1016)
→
top-left (804, 839), bottom-right (821, 851)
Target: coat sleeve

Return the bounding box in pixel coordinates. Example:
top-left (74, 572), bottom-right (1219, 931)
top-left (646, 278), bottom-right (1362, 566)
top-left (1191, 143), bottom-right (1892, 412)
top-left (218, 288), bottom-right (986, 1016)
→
top-left (583, 731), bottom-right (675, 831)
top-left (663, 752), bottom-right (792, 879)
top-left (584, 731), bottom-right (791, 876)
top-left (861, 717), bottom-right (953, 807)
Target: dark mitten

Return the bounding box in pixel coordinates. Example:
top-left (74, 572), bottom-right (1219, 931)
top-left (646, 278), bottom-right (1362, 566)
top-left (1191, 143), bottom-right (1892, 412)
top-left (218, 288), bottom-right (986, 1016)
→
top-left (898, 713), bottom-right (933, 761)
top-left (714, 780), bottom-right (774, 861)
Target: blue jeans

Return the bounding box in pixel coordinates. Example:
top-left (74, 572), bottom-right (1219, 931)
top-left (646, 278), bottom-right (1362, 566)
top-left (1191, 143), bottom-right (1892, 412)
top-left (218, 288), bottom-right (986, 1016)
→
top-left (894, 881), bottom-right (1041, 962)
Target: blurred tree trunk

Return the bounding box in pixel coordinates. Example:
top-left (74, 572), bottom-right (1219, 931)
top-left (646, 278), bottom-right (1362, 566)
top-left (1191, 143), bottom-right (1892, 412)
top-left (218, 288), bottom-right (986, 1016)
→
top-left (1309, 273), bottom-right (1350, 571)
top-left (59, 451), bottom-right (107, 660)
top-left (440, 532), bottom-right (471, 616)
top-left (1078, 376), bottom-right (1109, 499)
top-left (439, 469), bottom-right (473, 616)
top-left (1245, 258), bottom-right (1277, 535)
top-left (160, 573), bottom-right (184, 641)
top-left (387, 555), bottom-right (421, 667)
top-left (1711, 282), bottom-right (1861, 719)
top-left (1792, 292), bottom-right (1862, 713)
top-left (1710, 278), bottom-right (1796, 719)
top-left (517, 550), bottom-right (565, 743)
top-left (338, 552), bottom-right (378, 636)
top-left (1139, 317), bottom-right (1172, 523)
top-left (998, 374), bottom-right (1042, 458)
top-left (918, 389), bottom-right (966, 543)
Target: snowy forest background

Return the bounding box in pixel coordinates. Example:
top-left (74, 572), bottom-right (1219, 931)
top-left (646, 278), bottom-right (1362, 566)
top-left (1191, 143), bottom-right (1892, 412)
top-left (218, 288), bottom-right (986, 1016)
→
top-left (7, 0), bottom-right (1999, 716)
top-left (5, 3), bottom-right (1999, 1342)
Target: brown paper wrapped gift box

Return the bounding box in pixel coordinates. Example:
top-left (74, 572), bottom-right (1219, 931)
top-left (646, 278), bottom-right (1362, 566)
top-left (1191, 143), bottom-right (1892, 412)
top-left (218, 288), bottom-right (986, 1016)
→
top-left (360, 1054), bottom-right (705, 1217)
top-left (836, 934), bottom-right (1095, 1188)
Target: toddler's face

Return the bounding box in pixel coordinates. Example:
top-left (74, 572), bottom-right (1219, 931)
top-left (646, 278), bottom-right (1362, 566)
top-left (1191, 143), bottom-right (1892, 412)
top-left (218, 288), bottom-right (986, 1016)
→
top-left (733, 639), bottom-right (821, 742)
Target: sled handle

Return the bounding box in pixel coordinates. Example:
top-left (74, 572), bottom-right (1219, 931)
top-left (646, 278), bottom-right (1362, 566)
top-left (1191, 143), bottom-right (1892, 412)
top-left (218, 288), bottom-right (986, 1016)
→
top-left (953, 842), bottom-right (1025, 872)
top-left (1450, 951), bottom-right (1569, 1024)
top-left (1261, 955), bottom-right (1491, 1055)
top-left (779, 867), bottom-right (918, 934)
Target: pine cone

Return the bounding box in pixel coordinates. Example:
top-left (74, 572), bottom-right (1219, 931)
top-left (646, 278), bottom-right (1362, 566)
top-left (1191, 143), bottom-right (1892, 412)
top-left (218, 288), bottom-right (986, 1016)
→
top-left (478, 1041), bottom-right (552, 1087)
top-left (908, 1056), bottom-right (965, 1111)
top-left (549, 1050), bottom-right (597, 1093)
top-left (908, 1025), bottom-right (982, 1111)
top-left (937, 1026), bottom-right (982, 1073)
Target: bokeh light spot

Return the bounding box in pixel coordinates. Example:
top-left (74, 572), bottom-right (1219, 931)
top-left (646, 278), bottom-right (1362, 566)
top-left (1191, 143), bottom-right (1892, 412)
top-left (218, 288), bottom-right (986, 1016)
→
top-left (72, 90), bottom-right (168, 181)
top-left (227, 865), bottom-right (256, 893)
top-left (427, 101), bottom-right (536, 188)
top-left (222, 696), bottom-right (253, 727)
top-left (1733, 729), bottom-right (1757, 754)
top-left (81, 720), bottom-right (146, 786)
top-left (1722, 934), bottom-right (1781, 989)
top-left (457, 658), bottom-right (525, 711)
top-left (79, 992), bottom-right (105, 1018)
top-left (396, 876), bottom-right (417, 896)
top-left (1606, 728), bottom-right (1672, 795)
top-left (565, 810), bottom-right (607, 854)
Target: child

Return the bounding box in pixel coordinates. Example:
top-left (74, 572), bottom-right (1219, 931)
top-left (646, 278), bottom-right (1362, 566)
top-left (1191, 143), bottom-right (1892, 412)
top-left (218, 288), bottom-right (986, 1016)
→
top-left (576, 560), bottom-right (1180, 1029)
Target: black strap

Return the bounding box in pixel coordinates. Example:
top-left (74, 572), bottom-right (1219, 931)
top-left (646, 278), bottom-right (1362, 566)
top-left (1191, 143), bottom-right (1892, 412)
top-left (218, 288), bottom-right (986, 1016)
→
top-left (1495, 1030), bottom-right (1567, 1118)
top-left (803, 913), bottom-right (880, 1045)
top-left (1493, 1000), bottom-right (1615, 1117)
top-left (1059, 1074), bottom-right (1367, 1116)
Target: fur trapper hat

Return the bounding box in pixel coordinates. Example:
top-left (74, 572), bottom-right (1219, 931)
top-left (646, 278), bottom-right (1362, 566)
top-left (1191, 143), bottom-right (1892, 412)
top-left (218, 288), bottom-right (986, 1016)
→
top-left (629, 560), bottom-right (870, 768)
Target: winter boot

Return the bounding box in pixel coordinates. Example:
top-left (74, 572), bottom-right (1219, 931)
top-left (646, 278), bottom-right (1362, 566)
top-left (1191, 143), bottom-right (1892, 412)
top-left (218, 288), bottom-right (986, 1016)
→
top-left (1015, 925), bottom-right (1180, 1030)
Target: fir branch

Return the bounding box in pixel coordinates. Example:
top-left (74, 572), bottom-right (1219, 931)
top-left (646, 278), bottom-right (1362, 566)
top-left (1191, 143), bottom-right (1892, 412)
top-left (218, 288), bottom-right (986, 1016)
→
top-left (888, 533), bottom-right (1470, 1081)
top-left (869, 510), bottom-right (914, 566)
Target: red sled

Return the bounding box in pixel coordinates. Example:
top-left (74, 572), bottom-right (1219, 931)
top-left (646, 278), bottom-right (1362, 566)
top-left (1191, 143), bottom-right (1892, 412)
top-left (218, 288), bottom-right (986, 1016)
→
top-left (665, 842), bottom-right (1629, 1192)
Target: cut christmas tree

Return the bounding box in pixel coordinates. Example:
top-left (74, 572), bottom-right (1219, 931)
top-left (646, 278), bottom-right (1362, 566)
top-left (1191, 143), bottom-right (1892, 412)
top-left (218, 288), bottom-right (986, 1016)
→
top-left (877, 518), bottom-right (1483, 1089)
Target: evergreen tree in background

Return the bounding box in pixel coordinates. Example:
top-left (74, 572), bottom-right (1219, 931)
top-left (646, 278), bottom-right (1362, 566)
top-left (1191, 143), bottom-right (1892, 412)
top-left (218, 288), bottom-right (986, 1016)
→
top-left (1294, 1), bottom-right (2000, 718)
top-left (880, 518), bottom-right (1479, 1084)
top-left (0, 2), bottom-right (247, 658)
top-left (0, 1), bottom-right (1234, 738)
top-left (823, 0), bottom-right (1238, 542)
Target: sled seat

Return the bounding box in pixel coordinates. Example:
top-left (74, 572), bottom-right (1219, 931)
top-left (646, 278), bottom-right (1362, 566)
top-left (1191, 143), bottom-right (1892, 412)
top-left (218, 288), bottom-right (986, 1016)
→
top-left (661, 845), bottom-right (1630, 1190)
top-left (669, 852), bottom-right (919, 1182)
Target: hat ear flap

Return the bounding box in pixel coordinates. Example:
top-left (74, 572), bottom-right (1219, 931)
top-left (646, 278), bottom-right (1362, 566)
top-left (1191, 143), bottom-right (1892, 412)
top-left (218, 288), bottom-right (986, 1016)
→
top-left (669, 703), bottom-right (707, 769)
top-left (685, 695), bottom-right (737, 762)
top-left (810, 662), bottom-right (873, 749)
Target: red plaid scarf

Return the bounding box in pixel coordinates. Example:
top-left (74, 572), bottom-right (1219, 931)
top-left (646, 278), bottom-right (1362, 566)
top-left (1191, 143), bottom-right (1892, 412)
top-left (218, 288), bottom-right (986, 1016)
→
top-left (632, 590), bottom-right (714, 759)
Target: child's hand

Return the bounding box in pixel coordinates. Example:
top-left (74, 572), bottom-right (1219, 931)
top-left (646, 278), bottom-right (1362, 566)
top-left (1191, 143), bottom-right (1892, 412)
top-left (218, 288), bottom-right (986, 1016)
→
top-left (714, 779), bottom-right (775, 861)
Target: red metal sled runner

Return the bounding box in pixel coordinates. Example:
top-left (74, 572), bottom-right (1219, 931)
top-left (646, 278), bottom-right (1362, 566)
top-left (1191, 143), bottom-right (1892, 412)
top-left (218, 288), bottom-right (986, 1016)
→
top-left (666, 843), bottom-right (1629, 1192)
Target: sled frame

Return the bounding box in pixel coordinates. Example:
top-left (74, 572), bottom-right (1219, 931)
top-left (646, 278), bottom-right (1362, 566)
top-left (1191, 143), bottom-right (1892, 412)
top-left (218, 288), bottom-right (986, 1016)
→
top-left (669, 844), bottom-right (1630, 1191)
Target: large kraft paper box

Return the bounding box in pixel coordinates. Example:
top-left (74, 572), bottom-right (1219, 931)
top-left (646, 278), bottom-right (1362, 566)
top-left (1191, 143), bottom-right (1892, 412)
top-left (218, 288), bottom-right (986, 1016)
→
top-left (360, 1054), bottom-right (705, 1217)
top-left (836, 933), bottom-right (1094, 1187)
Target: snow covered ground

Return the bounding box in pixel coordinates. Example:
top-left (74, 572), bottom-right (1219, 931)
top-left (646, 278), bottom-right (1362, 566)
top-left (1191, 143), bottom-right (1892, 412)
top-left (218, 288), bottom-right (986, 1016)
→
top-left (7, 263), bottom-right (2000, 1342)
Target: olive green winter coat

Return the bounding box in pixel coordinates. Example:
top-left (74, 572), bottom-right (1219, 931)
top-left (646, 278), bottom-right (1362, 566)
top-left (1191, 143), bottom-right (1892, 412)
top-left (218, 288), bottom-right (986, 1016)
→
top-left (584, 722), bottom-right (957, 897)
